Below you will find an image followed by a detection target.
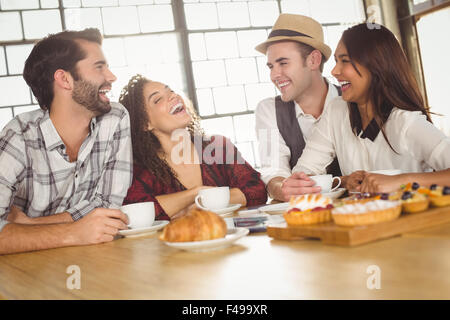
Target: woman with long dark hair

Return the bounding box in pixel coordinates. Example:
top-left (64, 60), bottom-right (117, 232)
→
top-left (292, 23), bottom-right (450, 192)
top-left (119, 75), bottom-right (267, 220)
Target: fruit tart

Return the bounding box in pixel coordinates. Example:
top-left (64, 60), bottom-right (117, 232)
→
top-left (400, 182), bottom-right (430, 213)
top-left (331, 200), bottom-right (401, 227)
top-left (283, 194), bottom-right (333, 226)
top-left (428, 184), bottom-right (450, 207)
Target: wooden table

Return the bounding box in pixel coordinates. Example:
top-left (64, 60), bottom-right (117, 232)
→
top-left (1, 224), bottom-right (450, 300)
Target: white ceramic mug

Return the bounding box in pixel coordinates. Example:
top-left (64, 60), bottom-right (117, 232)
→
top-left (195, 186), bottom-right (230, 210)
top-left (310, 174), bottom-right (341, 193)
top-left (120, 202), bottom-right (155, 229)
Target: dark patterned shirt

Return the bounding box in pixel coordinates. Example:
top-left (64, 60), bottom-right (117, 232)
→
top-left (0, 102), bottom-right (133, 232)
top-left (123, 135), bottom-right (267, 220)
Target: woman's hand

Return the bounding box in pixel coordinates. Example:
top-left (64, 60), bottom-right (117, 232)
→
top-left (343, 170), bottom-right (366, 191)
top-left (360, 173), bottom-right (406, 193)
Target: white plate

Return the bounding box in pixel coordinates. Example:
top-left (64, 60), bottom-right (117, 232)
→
top-left (118, 220), bottom-right (169, 237)
top-left (322, 187), bottom-right (346, 199)
top-left (258, 202), bottom-right (290, 215)
top-left (208, 203), bottom-right (242, 216)
top-left (163, 227), bottom-right (249, 252)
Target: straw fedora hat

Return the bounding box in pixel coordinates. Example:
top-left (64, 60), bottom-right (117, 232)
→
top-left (255, 13), bottom-right (331, 61)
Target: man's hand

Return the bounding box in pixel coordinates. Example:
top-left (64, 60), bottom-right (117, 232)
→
top-left (6, 206), bottom-right (32, 224)
top-left (69, 208), bottom-right (129, 245)
top-left (276, 172), bottom-right (321, 202)
top-left (343, 170), bottom-right (367, 191)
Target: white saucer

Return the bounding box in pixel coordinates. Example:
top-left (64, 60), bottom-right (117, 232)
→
top-left (118, 220), bottom-right (169, 237)
top-left (258, 202), bottom-right (289, 215)
top-left (206, 203), bottom-right (242, 216)
top-left (322, 187), bottom-right (346, 199)
top-left (163, 227), bottom-right (249, 252)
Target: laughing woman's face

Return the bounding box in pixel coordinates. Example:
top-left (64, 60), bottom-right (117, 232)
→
top-left (331, 40), bottom-right (372, 106)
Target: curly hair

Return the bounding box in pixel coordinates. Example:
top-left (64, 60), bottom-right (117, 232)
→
top-left (119, 74), bottom-right (204, 185)
top-left (23, 28), bottom-right (103, 111)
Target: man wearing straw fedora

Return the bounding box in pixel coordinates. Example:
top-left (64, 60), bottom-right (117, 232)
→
top-left (255, 13), bottom-right (341, 202)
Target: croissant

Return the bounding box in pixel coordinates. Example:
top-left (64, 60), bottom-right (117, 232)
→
top-left (159, 208), bottom-right (227, 242)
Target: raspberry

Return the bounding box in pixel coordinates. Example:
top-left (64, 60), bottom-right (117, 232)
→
top-left (288, 208), bottom-right (301, 213)
top-left (326, 204), bottom-right (334, 209)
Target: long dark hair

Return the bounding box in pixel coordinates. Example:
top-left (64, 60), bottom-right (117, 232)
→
top-left (341, 23), bottom-right (431, 148)
top-left (23, 28), bottom-right (102, 111)
top-left (119, 74), bottom-right (204, 185)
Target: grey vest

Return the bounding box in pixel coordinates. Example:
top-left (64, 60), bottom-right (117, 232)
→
top-left (275, 85), bottom-right (342, 177)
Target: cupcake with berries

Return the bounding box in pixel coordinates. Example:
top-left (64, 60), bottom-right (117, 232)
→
top-left (283, 194), bottom-right (333, 226)
top-left (400, 182), bottom-right (430, 213)
top-left (428, 184), bottom-right (450, 207)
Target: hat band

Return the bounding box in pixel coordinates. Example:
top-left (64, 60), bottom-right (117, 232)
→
top-left (268, 29), bottom-right (312, 39)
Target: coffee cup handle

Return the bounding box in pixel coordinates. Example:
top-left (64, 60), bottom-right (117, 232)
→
top-left (195, 195), bottom-right (208, 210)
top-left (330, 177), bottom-right (342, 192)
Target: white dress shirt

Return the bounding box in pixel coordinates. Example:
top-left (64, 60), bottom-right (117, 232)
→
top-left (255, 83), bottom-right (339, 184)
top-left (293, 97), bottom-right (450, 175)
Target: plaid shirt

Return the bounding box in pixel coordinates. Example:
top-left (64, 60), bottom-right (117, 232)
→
top-left (0, 102), bottom-right (133, 232)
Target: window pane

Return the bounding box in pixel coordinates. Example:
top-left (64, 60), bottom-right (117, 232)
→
top-left (119, 0), bottom-right (153, 5)
top-left (40, 0), bottom-right (59, 8)
top-left (22, 10), bottom-right (62, 40)
top-left (0, 48), bottom-right (6, 75)
top-left (205, 31), bottom-right (238, 59)
top-left (225, 57), bottom-right (259, 85)
top-left (0, 108), bottom-right (13, 131)
top-left (188, 33), bottom-right (207, 61)
top-left (217, 2), bottom-right (250, 28)
top-left (5, 44), bottom-right (33, 75)
top-left (81, 0), bottom-right (117, 7)
top-left (235, 142), bottom-right (255, 167)
top-left (159, 32), bottom-right (182, 63)
top-left (237, 29), bottom-right (267, 57)
top-left (64, 8), bottom-right (103, 32)
top-left (124, 34), bottom-right (162, 65)
top-left (0, 12), bottom-right (23, 42)
top-left (248, 1), bottom-right (279, 27)
top-left (280, 0), bottom-right (311, 16)
top-left (102, 6), bottom-right (140, 35)
top-left (103, 38), bottom-right (127, 67)
top-left (256, 56), bottom-right (270, 82)
top-left (201, 116), bottom-right (235, 142)
top-left (138, 5), bottom-right (174, 33)
top-left (13, 104), bottom-right (40, 116)
top-left (245, 82), bottom-right (276, 110)
top-left (233, 114), bottom-right (256, 142)
top-left (63, 0), bottom-right (81, 7)
top-left (196, 88), bottom-right (215, 116)
top-left (212, 86), bottom-right (246, 114)
top-left (184, 3), bottom-right (218, 30)
top-left (0, 76), bottom-right (31, 107)
top-left (147, 62), bottom-right (186, 93)
top-left (310, 0), bottom-right (365, 24)
top-left (192, 60), bottom-right (227, 88)
top-left (0, 0), bottom-right (39, 10)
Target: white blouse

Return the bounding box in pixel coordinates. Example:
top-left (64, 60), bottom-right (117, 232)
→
top-left (293, 97), bottom-right (450, 176)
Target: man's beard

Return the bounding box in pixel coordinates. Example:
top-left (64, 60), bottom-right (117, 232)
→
top-left (72, 78), bottom-right (112, 116)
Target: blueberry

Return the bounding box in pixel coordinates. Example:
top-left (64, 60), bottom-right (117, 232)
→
top-left (380, 193), bottom-right (389, 200)
top-left (412, 182), bottom-right (420, 190)
top-left (443, 186), bottom-right (450, 195)
top-left (401, 191), bottom-right (412, 200)
top-left (430, 184), bottom-right (438, 190)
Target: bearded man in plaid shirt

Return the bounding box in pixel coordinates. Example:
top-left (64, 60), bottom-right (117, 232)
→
top-left (0, 28), bottom-right (132, 254)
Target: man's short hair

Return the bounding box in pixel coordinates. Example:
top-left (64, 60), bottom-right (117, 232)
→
top-left (294, 42), bottom-right (326, 73)
top-left (23, 28), bottom-right (103, 111)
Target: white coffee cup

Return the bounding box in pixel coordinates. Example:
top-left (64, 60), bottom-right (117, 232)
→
top-left (370, 169), bottom-right (402, 175)
top-left (120, 202), bottom-right (155, 229)
top-left (195, 186), bottom-right (230, 210)
top-left (310, 174), bottom-right (341, 193)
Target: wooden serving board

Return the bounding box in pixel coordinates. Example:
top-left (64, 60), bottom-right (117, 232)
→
top-left (266, 206), bottom-right (450, 246)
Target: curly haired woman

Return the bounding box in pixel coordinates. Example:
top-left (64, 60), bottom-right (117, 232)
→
top-left (119, 75), bottom-right (267, 220)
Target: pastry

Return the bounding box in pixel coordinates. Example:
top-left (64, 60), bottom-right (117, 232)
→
top-left (400, 190), bottom-right (429, 213)
top-left (159, 208), bottom-right (227, 242)
top-left (283, 194), bottom-right (333, 226)
top-left (332, 200), bottom-right (401, 227)
top-left (429, 184), bottom-right (450, 207)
